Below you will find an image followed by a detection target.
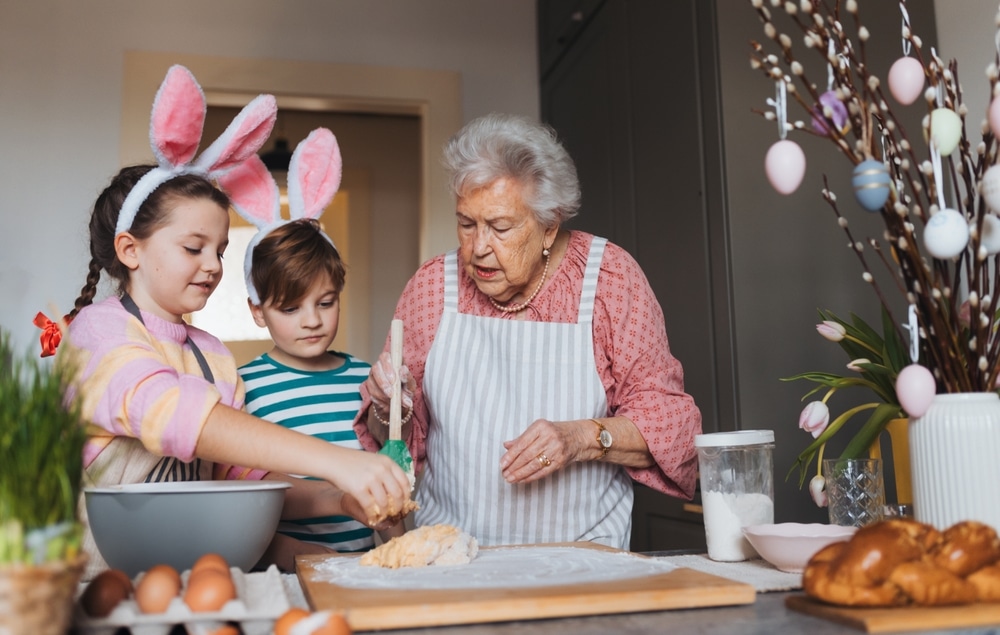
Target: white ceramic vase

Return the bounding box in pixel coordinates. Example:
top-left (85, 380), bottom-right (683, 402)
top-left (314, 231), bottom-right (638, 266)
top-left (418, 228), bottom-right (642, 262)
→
top-left (909, 392), bottom-right (1000, 531)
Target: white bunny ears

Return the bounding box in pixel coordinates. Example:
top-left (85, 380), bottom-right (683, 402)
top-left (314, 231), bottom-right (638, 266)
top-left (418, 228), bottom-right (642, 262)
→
top-left (216, 127), bottom-right (344, 306)
top-left (115, 65), bottom-right (278, 235)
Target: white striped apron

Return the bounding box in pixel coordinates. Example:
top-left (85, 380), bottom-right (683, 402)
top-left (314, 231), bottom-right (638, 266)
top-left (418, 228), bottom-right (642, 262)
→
top-left (418, 236), bottom-right (633, 549)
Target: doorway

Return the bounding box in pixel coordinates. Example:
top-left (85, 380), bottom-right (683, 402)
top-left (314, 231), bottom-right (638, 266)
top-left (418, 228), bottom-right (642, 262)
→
top-left (120, 51), bottom-right (461, 363)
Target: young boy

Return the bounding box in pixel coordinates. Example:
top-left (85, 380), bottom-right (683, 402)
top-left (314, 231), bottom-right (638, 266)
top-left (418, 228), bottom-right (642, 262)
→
top-left (239, 218), bottom-right (380, 563)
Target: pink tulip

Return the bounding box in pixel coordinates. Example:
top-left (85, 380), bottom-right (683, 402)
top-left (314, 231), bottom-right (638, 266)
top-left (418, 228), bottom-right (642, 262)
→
top-left (847, 358), bottom-right (871, 372)
top-left (809, 474), bottom-right (828, 507)
top-left (799, 401), bottom-right (830, 438)
top-left (816, 321), bottom-right (846, 342)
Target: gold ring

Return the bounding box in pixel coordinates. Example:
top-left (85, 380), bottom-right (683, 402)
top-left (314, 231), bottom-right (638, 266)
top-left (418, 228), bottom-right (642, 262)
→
top-left (537, 453), bottom-right (551, 468)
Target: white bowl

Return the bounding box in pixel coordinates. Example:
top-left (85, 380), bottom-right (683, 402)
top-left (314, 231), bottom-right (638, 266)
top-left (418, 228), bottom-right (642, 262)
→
top-left (742, 522), bottom-right (856, 573)
top-left (84, 480), bottom-right (290, 577)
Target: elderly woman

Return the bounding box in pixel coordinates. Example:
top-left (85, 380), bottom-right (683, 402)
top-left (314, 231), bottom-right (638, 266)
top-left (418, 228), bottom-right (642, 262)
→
top-left (354, 113), bottom-right (701, 550)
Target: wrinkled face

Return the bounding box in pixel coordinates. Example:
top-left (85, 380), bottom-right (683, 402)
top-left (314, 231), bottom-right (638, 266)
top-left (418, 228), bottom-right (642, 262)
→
top-left (456, 178), bottom-right (556, 304)
top-left (128, 197), bottom-right (229, 323)
top-left (250, 273), bottom-right (341, 370)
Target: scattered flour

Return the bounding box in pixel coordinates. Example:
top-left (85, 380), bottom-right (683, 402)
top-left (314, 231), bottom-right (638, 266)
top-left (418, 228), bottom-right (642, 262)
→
top-left (702, 491), bottom-right (773, 561)
top-left (311, 546), bottom-right (678, 590)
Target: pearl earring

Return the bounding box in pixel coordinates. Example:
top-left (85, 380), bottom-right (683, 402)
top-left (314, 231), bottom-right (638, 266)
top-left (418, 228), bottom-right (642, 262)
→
top-left (542, 247), bottom-right (551, 257)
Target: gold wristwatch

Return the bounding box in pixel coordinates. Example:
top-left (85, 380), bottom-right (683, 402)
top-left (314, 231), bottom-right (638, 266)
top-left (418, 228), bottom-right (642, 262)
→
top-left (591, 418), bottom-right (612, 458)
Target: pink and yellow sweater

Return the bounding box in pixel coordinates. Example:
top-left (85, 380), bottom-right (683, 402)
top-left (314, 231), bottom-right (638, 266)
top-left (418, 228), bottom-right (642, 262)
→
top-left (64, 296), bottom-right (265, 481)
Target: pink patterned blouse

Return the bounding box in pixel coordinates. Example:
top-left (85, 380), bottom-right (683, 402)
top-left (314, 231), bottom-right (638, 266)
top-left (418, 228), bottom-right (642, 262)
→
top-left (354, 230), bottom-right (701, 499)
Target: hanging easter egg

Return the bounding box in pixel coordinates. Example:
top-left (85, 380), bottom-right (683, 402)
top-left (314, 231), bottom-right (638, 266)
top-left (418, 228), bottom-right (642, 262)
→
top-left (888, 57), bottom-right (925, 106)
top-left (765, 139), bottom-right (806, 195)
top-left (923, 208), bottom-right (970, 259)
top-left (851, 159), bottom-right (891, 211)
top-left (895, 364), bottom-right (936, 418)
top-left (990, 97), bottom-right (1000, 138)
top-left (811, 90), bottom-right (850, 136)
top-left (981, 214), bottom-right (1000, 255)
top-left (983, 165), bottom-right (1000, 212)
top-left (929, 108), bottom-right (962, 156)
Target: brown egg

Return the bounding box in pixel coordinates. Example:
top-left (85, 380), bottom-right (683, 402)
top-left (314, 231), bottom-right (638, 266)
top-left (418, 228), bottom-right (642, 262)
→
top-left (204, 624), bottom-right (241, 635)
top-left (273, 607), bottom-right (352, 635)
top-left (80, 569), bottom-right (132, 617)
top-left (191, 552), bottom-right (231, 578)
top-left (135, 564), bottom-right (181, 614)
top-left (183, 568), bottom-right (236, 612)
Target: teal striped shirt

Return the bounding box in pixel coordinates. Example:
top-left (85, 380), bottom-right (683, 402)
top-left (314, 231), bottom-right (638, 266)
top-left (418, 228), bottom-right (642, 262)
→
top-left (238, 351), bottom-right (374, 552)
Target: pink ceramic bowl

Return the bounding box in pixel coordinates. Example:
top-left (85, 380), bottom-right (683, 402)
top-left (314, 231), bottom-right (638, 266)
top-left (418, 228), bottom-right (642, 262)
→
top-left (742, 523), bottom-right (857, 573)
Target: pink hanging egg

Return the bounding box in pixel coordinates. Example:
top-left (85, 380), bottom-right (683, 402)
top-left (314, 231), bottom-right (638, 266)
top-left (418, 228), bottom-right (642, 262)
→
top-left (895, 364), bottom-right (936, 418)
top-left (990, 97), bottom-right (1000, 138)
top-left (888, 57), bottom-right (925, 106)
top-left (765, 139), bottom-right (806, 195)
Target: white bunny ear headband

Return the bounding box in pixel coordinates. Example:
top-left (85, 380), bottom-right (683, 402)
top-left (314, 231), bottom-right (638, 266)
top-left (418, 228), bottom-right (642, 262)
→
top-left (216, 127), bottom-right (343, 306)
top-left (115, 65), bottom-right (278, 235)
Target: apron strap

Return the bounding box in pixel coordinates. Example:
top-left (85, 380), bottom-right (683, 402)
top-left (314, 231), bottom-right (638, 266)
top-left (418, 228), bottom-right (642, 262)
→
top-left (120, 293), bottom-right (215, 383)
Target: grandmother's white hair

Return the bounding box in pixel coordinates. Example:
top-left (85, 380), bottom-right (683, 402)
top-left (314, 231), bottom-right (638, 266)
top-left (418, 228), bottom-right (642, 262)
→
top-left (442, 113), bottom-right (581, 227)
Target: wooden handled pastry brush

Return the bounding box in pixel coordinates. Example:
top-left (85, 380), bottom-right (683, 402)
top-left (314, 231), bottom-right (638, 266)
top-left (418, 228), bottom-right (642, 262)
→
top-left (378, 319), bottom-right (414, 480)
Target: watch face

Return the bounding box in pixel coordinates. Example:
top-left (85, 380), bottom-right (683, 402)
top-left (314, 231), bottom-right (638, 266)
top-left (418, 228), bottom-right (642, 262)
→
top-left (599, 429), bottom-right (613, 449)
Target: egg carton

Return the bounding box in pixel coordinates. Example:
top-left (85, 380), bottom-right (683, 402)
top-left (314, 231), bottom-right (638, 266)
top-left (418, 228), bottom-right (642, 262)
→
top-left (72, 565), bottom-right (291, 635)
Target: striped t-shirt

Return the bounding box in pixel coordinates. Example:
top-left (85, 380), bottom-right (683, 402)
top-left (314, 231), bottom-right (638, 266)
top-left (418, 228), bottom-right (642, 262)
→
top-left (239, 351), bottom-right (374, 552)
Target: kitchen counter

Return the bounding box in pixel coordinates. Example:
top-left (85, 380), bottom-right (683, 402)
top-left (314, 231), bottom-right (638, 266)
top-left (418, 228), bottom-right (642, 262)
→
top-left (283, 551), bottom-right (1000, 635)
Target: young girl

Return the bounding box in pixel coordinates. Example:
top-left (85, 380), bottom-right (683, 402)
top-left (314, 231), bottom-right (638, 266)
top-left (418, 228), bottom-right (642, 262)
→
top-left (56, 66), bottom-right (411, 577)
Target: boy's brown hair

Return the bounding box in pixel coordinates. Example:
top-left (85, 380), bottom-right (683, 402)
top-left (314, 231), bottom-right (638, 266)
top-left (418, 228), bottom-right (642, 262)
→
top-left (249, 219), bottom-right (345, 308)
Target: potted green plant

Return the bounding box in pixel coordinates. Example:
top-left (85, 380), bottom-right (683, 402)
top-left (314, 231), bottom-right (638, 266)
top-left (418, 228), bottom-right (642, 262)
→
top-left (0, 329), bottom-right (88, 635)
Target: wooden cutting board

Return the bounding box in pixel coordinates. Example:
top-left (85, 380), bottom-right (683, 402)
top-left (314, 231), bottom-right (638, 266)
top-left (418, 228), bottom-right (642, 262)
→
top-left (786, 594), bottom-right (1000, 632)
top-left (297, 542), bottom-right (755, 631)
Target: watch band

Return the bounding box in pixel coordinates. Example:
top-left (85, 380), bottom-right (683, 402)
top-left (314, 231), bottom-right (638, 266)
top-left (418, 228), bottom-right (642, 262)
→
top-left (591, 418), bottom-right (611, 458)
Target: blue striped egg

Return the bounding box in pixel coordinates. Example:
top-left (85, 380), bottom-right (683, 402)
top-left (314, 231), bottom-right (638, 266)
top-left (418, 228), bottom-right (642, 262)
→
top-left (852, 159), bottom-right (891, 211)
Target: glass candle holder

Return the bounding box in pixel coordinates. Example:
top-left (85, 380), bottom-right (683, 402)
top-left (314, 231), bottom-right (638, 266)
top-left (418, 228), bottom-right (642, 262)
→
top-left (823, 457), bottom-right (885, 527)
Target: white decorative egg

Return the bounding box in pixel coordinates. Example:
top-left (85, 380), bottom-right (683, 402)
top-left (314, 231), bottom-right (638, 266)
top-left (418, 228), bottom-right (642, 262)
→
top-left (923, 208), bottom-right (969, 259)
top-left (888, 57), bottom-right (925, 106)
top-left (929, 108), bottom-right (962, 156)
top-left (983, 165), bottom-right (1000, 212)
top-left (990, 97), bottom-right (1000, 138)
top-left (895, 364), bottom-right (936, 418)
top-left (765, 139), bottom-right (806, 195)
top-left (982, 214), bottom-right (1000, 255)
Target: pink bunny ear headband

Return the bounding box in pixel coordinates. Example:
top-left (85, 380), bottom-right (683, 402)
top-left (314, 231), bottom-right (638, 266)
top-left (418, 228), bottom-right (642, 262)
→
top-left (217, 127), bottom-right (343, 306)
top-left (115, 65), bottom-right (278, 235)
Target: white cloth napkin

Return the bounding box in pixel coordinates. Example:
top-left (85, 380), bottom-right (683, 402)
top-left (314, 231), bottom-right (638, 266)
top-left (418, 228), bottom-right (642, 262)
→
top-left (657, 554), bottom-right (803, 592)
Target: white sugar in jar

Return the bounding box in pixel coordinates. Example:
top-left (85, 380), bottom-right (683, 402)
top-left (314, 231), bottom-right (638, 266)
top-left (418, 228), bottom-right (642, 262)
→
top-left (695, 430), bottom-right (775, 562)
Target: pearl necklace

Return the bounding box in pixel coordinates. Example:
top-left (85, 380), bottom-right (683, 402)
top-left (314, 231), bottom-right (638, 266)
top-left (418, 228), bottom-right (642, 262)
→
top-left (489, 250), bottom-right (551, 314)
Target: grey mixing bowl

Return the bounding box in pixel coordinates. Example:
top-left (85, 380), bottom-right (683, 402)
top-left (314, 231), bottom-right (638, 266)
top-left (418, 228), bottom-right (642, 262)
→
top-left (84, 480), bottom-right (290, 577)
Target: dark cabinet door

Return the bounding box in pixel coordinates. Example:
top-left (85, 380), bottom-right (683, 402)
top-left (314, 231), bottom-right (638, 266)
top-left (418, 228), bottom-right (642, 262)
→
top-left (540, 0), bottom-right (729, 551)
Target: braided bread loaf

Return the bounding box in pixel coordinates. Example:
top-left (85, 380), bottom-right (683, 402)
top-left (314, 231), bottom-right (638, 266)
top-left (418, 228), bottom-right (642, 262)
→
top-left (803, 518), bottom-right (1000, 606)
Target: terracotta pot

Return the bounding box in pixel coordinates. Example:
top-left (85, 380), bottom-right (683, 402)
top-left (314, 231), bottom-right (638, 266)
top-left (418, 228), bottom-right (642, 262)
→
top-left (909, 393), bottom-right (1000, 530)
top-left (0, 553), bottom-right (87, 635)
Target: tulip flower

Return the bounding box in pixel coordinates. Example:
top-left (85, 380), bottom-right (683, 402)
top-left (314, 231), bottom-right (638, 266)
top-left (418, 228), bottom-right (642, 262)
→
top-left (846, 358), bottom-right (871, 372)
top-left (816, 321), bottom-right (846, 342)
top-left (799, 401), bottom-right (830, 438)
top-left (809, 474), bottom-right (828, 507)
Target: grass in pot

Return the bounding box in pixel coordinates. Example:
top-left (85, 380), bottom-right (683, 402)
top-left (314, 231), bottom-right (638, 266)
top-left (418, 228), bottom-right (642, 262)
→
top-left (0, 329), bottom-right (89, 635)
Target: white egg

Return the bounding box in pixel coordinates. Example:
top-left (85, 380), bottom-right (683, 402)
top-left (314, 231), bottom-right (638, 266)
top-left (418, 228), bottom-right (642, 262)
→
top-left (888, 57), bottom-right (925, 106)
top-left (929, 108), bottom-right (962, 156)
top-left (981, 214), bottom-right (1000, 255)
top-left (983, 165), bottom-right (1000, 212)
top-left (765, 139), bottom-right (806, 195)
top-left (895, 364), bottom-right (936, 418)
top-left (923, 208), bottom-right (969, 259)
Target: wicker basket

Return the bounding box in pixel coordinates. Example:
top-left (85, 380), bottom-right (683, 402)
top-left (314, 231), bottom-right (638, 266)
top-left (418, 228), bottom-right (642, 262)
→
top-left (0, 554), bottom-right (87, 635)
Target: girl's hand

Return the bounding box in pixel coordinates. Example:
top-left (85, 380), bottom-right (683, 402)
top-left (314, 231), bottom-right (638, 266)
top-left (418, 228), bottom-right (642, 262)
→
top-left (332, 450), bottom-right (413, 526)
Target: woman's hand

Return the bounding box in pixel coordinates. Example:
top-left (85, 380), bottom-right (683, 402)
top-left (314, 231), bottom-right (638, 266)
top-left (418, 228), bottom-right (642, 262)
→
top-left (500, 418), bottom-right (592, 484)
top-left (364, 351), bottom-right (416, 422)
